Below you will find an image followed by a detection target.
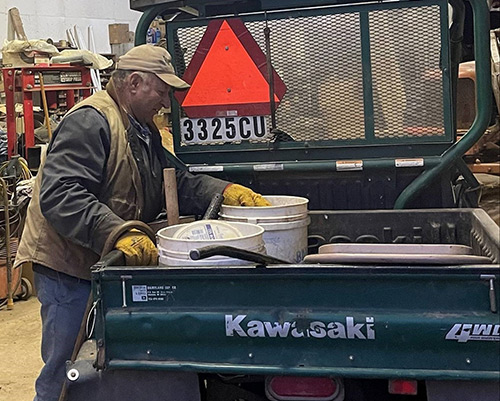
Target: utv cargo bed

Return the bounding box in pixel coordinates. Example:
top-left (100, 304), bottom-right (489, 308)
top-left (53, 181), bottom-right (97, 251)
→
top-left (71, 209), bottom-right (499, 383)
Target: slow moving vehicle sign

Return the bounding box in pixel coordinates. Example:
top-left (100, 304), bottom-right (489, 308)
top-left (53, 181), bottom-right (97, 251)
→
top-left (175, 18), bottom-right (286, 145)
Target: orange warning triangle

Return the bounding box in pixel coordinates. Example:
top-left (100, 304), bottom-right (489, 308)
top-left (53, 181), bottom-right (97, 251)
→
top-left (182, 20), bottom-right (278, 107)
top-left (175, 18), bottom-right (286, 118)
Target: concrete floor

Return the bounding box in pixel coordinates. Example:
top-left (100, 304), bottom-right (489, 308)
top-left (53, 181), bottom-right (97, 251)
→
top-left (0, 297), bottom-right (42, 401)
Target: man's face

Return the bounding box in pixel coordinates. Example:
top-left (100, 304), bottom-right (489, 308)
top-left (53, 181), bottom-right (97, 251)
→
top-left (127, 72), bottom-right (171, 125)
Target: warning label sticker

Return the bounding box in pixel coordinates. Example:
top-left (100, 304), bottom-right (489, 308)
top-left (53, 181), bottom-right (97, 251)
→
top-left (132, 285), bottom-right (177, 302)
top-left (395, 158), bottom-right (424, 168)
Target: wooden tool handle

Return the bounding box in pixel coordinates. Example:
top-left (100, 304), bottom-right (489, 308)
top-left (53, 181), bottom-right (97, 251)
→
top-left (163, 168), bottom-right (179, 226)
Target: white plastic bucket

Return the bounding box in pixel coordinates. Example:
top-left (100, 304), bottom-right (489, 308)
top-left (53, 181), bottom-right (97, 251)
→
top-left (157, 220), bottom-right (265, 267)
top-left (220, 196), bottom-right (310, 263)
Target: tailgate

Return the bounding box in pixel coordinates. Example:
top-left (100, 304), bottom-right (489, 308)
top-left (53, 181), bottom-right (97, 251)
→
top-left (91, 263), bottom-right (500, 380)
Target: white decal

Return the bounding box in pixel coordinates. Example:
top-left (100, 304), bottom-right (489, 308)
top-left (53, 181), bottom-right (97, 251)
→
top-left (327, 322), bottom-right (346, 339)
top-left (395, 158), bottom-right (425, 168)
top-left (131, 285), bottom-right (177, 302)
top-left (445, 323), bottom-right (500, 343)
top-left (188, 165), bottom-right (224, 173)
top-left (225, 315), bottom-right (376, 340)
top-left (336, 160), bottom-right (363, 171)
top-left (253, 163), bottom-right (284, 171)
top-left (346, 316), bottom-right (366, 339)
top-left (309, 321), bottom-right (327, 339)
top-left (225, 314), bottom-right (247, 337)
top-left (132, 285), bottom-right (147, 302)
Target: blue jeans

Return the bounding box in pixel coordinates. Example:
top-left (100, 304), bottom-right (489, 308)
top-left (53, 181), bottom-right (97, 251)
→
top-left (33, 267), bottom-right (91, 401)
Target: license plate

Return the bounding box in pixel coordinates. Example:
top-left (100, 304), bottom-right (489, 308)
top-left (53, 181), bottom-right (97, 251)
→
top-left (180, 116), bottom-right (268, 144)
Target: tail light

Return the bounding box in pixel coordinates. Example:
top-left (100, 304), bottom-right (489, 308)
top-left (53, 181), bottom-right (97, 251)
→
top-left (265, 376), bottom-right (344, 401)
top-left (388, 379), bottom-right (418, 395)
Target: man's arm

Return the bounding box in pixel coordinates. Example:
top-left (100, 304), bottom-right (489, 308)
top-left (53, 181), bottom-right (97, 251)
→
top-left (151, 130), bottom-right (229, 216)
top-left (39, 108), bottom-right (125, 255)
top-left (175, 168), bottom-right (229, 216)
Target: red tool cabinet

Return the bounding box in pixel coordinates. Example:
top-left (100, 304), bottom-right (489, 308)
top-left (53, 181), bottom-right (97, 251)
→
top-left (2, 65), bottom-right (93, 158)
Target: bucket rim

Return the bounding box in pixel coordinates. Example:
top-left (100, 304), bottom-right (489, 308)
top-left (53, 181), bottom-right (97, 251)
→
top-left (258, 216), bottom-right (311, 229)
top-left (221, 195), bottom-right (309, 211)
top-left (157, 220), bottom-right (265, 243)
top-left (219, 212), bottom-right (308, 223)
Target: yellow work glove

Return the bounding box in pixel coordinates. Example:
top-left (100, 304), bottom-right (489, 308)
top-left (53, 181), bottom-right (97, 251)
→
top-left (114, 229), bottom-right (158, 266)
top-left (223, 184), bottom-right (272, 206)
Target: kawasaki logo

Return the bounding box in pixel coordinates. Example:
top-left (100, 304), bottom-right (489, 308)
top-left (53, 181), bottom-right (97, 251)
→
top-left (445, 323), bottom-right (500, 343)
top-left (225, 315), bottom-right (375, 340)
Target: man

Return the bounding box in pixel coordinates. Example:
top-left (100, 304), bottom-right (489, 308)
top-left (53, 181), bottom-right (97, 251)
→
top-left (14, 44), bottom-right (270, 401)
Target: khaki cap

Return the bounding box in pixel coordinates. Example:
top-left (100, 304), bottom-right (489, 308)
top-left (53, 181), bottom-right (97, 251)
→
top-left (116, 44), bottom-right (190, 89)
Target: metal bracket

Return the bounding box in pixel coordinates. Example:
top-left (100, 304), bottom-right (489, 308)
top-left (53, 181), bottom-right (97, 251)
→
top-left (480, 275), bottom-right (497, 313)
top-left (120, 275), bottom-right (133, 308)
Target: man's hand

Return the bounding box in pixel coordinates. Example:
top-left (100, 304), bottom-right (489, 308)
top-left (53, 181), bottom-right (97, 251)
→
top-left (115, 229), bottom-right (158, 265)
top-left (223, 184), bottom-right (271, 206)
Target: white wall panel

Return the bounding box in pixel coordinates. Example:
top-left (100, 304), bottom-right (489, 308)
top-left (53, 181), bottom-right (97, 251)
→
top-left (34, 0), bottom-right (66, 17)
top-left (66, 3), bottom-right (103, 19)
top-left (0, 0), bottom-right (141, 54)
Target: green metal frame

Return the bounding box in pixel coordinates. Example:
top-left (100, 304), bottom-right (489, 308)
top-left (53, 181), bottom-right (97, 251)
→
top-left (134, 4), bottom-right (175, 46)
top-left (164, 0), bottom-right (454, 159)
top-left (134, 0), bottom-right (491, 207)
top-left (394, 0), bottom-right (491, 208)
top-left (184, 156), bottom-right (442, 175)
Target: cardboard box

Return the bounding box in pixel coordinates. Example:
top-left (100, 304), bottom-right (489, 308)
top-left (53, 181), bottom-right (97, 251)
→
top-left (111, 42), bottom-right (134, 58)
top-left (109, 23), bottom-right (131, 44)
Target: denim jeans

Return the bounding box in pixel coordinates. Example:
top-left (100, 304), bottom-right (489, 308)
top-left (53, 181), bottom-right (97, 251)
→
top-left (33, 267), bottom-right (91, 401)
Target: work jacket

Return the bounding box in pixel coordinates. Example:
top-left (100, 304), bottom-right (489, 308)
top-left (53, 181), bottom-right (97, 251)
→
top-left (15, 80), bottom-right (228, 280)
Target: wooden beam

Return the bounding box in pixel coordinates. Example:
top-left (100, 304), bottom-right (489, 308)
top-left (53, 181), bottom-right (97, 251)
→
top-left (7, 8), bottom-right (28, 41)
top-left (470, 163), bottom-right (500, 175)
top-left (163, 168), bottom-right (180, 226)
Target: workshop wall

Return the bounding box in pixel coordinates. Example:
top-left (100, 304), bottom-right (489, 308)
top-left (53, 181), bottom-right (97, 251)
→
top-left (0, 0), bottom-right (141, 54)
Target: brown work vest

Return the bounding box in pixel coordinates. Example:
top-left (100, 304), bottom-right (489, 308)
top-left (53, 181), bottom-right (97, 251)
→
top-left (14, 86), bottom-right (144, 280)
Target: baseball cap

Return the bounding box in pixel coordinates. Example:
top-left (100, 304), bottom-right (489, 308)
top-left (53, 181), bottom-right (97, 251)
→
top-left (116, 44), bottom-right (190, 89)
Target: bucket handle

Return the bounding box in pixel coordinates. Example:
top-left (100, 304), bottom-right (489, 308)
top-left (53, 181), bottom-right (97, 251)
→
top-left (190, 245), bottom-right (288, 266)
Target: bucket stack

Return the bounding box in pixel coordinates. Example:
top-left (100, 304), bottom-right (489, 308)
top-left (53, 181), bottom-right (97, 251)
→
top-left (157, 196), bottom-right (310, 266)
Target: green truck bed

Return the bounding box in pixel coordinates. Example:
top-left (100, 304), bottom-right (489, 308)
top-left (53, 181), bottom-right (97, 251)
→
top-left (66, 209), bottom-right (499, 400)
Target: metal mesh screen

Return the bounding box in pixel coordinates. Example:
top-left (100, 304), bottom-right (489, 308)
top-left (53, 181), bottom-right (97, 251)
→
top-left (255, 14), bottom-right (365, 142)
top-left (369, 6), bottom-right (445, 138)
top-left (174, 4), bottom-right (445, 146)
